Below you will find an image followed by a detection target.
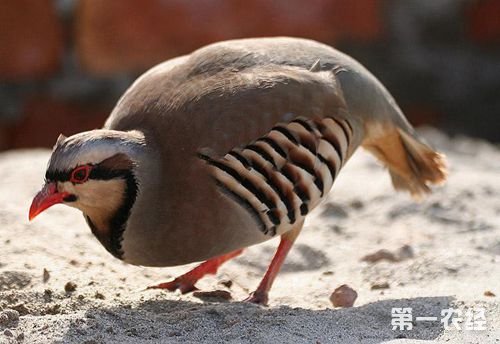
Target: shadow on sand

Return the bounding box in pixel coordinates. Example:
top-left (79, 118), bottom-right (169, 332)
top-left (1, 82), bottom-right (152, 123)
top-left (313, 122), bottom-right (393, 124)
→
top-left (61, 296), bottom-right (452, 343)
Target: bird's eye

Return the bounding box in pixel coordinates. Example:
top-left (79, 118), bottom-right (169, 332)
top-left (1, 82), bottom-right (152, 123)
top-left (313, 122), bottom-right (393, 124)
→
top-left (70, 165), bottom-right (91, 184)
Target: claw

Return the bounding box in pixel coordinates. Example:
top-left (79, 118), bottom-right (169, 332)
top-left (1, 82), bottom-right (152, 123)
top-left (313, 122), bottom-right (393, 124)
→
top-left (244, 291), bottom-right (269, 306)
top-left (146, 249), bottom-right (243, 295)
top-left (147, 278), bottom-right (199, 294)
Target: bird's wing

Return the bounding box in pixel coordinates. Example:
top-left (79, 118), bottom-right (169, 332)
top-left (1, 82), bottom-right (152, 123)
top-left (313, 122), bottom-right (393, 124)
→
top-left (196, 113), bottom-right (354, 237)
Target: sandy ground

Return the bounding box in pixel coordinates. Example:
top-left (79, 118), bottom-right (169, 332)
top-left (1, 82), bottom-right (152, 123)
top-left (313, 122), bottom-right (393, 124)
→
top-left (0, 128), bottom-right (499, 344)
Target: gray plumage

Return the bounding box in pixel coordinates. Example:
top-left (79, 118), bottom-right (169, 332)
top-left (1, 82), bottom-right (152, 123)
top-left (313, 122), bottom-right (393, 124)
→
top-left (39, 37), bottom-right (447, 273)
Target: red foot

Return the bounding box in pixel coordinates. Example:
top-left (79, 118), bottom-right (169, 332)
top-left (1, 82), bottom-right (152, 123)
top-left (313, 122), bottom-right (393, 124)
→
top-left (242, 228), bottom-right (300, 305)
top-left (244, 291), bottom-right (269, 305)
top-left (147, 249), bottom-right (243, 294)
top-left (147, 278), bottom-right (199, 294)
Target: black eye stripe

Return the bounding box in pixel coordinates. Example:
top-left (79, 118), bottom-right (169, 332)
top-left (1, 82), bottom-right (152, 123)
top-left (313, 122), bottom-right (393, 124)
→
top-left (46, 166), bottom-right (129, 182)
top-left (89, 167), bottom-right (129, 180)
top-left (45, 170), bottom-right (70, 182)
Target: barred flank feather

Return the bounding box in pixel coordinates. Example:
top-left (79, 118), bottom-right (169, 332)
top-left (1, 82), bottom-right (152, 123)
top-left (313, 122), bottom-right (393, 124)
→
top-left (199, 116), bottom-right (353, 236)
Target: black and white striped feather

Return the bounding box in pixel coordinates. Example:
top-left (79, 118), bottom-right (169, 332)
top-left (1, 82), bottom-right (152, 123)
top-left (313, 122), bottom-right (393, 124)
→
top-left (199, 116), bottom-right (353, 236)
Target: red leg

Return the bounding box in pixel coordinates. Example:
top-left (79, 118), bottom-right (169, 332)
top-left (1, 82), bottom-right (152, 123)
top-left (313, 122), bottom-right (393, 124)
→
top-left (147, 249), bottom-right (243, 294)
top-left (245, 224), bottom-right (302, 305)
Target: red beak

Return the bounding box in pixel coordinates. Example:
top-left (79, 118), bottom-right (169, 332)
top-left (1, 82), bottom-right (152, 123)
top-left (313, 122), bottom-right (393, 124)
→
top-left (29, 183), bottom-right (70, 221)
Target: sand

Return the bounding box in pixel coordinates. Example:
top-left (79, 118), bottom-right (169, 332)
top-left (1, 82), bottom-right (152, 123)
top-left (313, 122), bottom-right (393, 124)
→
top-left (0, 128), bottom-right (499, 343)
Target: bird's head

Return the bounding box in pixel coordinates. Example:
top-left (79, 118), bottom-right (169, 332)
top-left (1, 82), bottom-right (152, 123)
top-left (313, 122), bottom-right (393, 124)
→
top-left (29, 130), bottom-right (145, 230)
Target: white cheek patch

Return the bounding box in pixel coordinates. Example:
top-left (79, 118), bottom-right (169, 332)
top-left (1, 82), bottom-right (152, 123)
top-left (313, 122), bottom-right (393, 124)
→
top-left (59, 180), bottom-right (126, 215)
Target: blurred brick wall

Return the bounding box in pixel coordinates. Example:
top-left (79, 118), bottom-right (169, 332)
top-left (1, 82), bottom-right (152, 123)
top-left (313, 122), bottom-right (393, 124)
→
top-left (0, 0), bottom-right (499, 151)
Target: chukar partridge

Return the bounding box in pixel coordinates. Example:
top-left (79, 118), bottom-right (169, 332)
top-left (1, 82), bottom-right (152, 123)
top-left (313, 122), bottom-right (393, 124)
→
top-left (29, 37), bottom-right (447, 305)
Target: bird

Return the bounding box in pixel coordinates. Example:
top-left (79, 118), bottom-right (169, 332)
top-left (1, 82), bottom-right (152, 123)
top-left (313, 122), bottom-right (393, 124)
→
top-left (29, 37), bottom-right (447, 305)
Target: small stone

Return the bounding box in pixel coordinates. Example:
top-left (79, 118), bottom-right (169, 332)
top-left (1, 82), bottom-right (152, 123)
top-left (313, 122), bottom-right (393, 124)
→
top-left (484, 290), bottom-right (496, 297)
top-left (361, 249), bottom-right (398, 263)
top-left (94, 292), bottom-right (105, 300)
top-left (17, 332), bottom-right (24, 341)
top-left (330, 284), bottom-right (358, 308)
top-left (65, 281), bottom-right (77, 293)
top-left (361, 245), bottom-right (415, 263)
top-left (219, 279), bottom-right (233, 289)
top-left (350, 200), bottom-right (364, 210)
top-left (371, 282), bottom-right (390, 290)
top-left (43, 269), bottom-right (50, 283)
top-left (3, 329), bottom-right (13, 337)
top-left (193, 290), bottom-right (232, 301)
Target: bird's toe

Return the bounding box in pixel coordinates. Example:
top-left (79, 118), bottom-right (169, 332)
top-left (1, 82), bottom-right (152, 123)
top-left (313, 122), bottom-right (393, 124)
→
top-left (244, 291), bottom-right (269, 306)
top-left (147, 278), bottom-right (198, 294)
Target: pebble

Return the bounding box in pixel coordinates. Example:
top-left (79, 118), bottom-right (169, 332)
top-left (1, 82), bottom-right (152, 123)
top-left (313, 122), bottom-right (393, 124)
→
top-left (361, 245), bottom-right (414, 263)
top-left (330, 284), bottom-right (357, 308)
top-left (43, 269), bottom-right (50, 283)
top-left (219, 280), bottom-right (233, 288)
top-left (94, 292), bottom-right (105, 300)
top-left (193, 290), bottom-right (232, 301)
top-left (371, 282), bottom-right (390, 290)
top-left (65, 281), bottom-right (77, 292)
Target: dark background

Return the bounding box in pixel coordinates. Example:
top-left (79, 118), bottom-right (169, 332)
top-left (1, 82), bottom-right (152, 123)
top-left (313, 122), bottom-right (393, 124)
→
top-left (1, 0), bottom-right (499, 151)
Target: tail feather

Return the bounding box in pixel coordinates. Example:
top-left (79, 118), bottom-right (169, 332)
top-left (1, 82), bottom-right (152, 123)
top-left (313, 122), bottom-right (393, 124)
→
top-left (363, 126), bottom-right (447, 199)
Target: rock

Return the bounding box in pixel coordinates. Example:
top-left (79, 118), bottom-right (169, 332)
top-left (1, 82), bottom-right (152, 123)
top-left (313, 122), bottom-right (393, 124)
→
top-left (193, 290), bottom-right (232, 301)
top-left (43, 268), bottom-right (50, 283)
top-left (361, 249), bottom-right (398, 263)
top-left (64, 281), bottom-right (77, 293)
top-left (370, 282), bottom-right (390, 290)
top-left (94, 292), bottom-right (105, 300)
top-left (330, 284), bottom-right (358, 308)
top-left (218, 280), bottom-right (233, 289)
top-left (484, 290), bottom-right (495, 297)
top-left (361, 245), bottom-right (415, 263)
